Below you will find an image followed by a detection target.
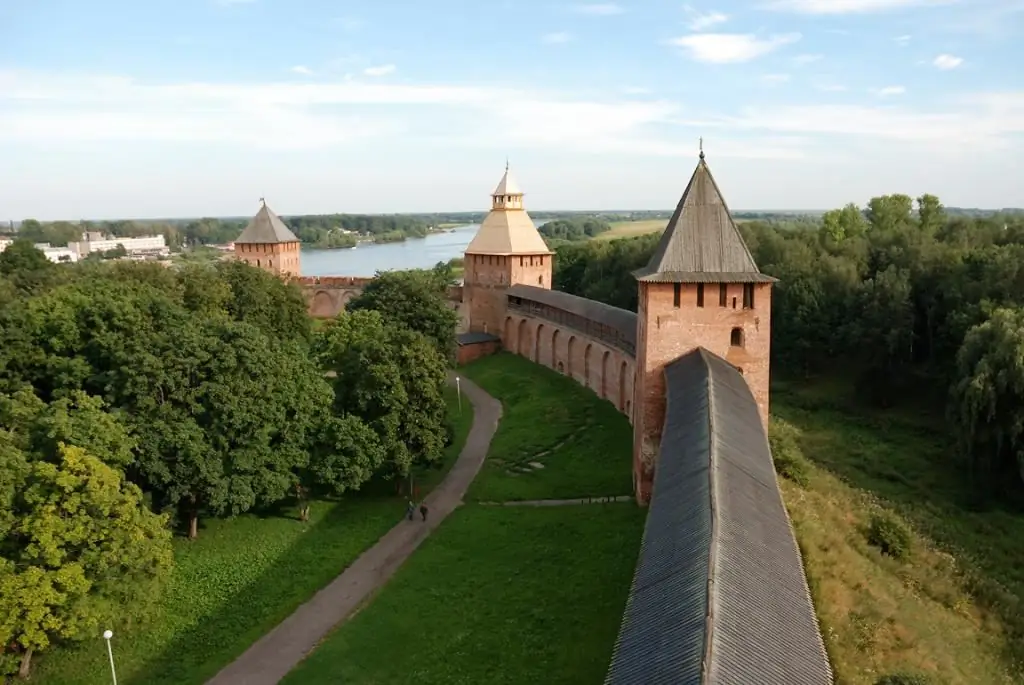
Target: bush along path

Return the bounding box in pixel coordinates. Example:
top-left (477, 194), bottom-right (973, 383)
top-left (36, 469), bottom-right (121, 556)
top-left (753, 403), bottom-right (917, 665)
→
top-left (205, 374), bottom-right (502, 685)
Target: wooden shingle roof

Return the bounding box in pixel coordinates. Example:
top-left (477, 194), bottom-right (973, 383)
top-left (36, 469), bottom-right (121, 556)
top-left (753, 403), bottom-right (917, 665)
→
top-left (235, 200), bottom-right (300, 244)
top-left (605, 348), bottom-right (832, 685)
top-left (633, 153), bottom-right (775, 284)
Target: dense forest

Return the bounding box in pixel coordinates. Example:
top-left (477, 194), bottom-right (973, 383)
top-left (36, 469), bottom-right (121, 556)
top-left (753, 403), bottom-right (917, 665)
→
top-left (553, 194), bottom-right (1024, 491)
top-left (0, 244), bottom-right (460, 678)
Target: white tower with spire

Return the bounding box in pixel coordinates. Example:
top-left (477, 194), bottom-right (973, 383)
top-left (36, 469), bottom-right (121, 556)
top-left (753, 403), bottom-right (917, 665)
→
top-left (463, 162), bottom-right (553, 336)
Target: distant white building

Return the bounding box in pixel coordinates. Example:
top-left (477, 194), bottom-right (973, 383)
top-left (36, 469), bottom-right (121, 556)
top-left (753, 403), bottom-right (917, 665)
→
top-left (70, 232), bottom-right (168, 259)
top-left (28, 242), bottom-right (79, 264)
top-left (0, 237), bottom-right (11, 253)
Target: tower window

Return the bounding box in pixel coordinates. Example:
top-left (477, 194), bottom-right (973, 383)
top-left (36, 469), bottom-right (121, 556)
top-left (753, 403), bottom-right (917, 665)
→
top-left (673, 283), bottom-right (681, 308)
top-left (743, 284), bottom-right (755, 309)
top-left (719, 283), bottom-right (727, 307)
top-left (730, 327), bottom-right (744, 347)
top-left (696, 283), bottom-right (705, 308)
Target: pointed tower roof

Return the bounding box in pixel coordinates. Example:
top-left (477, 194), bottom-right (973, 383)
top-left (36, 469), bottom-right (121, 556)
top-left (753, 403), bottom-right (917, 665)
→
top-left (492, 161), bottom-right (523, 196)
top-left (235, 199), bottom-right (300, 244)
top-left (634, 151), bottom-right (775, 283)
top-left (466, 164), bottom-right (551, 255)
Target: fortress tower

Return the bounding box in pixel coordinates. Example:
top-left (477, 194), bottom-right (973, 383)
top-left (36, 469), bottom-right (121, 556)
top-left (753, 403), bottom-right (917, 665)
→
top-left (631, 150), bottom-right (776, 502)
top-left (233, 199), bottom-right (302, 278)
top-left (463, 163), bottom-right (553, 335)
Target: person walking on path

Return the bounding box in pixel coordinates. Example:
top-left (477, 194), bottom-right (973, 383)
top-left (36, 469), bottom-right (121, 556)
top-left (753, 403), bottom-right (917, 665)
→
top-left (420, 503), bottom-right (429, 522)
top-left (406, 500), bottom-right (415, 521)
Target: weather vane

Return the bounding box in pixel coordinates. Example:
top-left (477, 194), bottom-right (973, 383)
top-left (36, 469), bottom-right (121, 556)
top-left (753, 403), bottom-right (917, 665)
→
top-left (699, 137), bottom-right (704, 159)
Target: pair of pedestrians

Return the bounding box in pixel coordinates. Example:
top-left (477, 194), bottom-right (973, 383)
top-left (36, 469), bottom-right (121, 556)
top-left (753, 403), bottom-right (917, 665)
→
top-left (405, 500), bottom-right (429, 522)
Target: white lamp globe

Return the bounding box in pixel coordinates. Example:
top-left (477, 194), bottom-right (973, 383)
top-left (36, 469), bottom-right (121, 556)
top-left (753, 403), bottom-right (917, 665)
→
top-left (102, 630), bottom-right (113, 640)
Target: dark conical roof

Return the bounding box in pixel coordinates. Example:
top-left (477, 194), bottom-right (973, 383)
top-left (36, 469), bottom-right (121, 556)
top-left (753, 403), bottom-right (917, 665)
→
top-left (235, 201), bottom-right (300, 244)
top-left (634, 154), bottom-right (775, 284)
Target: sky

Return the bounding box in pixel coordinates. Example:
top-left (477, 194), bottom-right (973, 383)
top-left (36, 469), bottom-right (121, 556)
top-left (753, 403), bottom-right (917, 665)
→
top-left (1, 0), bottom-right (1022, 220)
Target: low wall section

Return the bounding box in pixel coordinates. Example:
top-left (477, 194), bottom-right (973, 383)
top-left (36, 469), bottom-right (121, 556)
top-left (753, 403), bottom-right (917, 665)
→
top-left (298, 276), bottom-right (466, 325)
top-left (500, 285), bottom-right (638, 422)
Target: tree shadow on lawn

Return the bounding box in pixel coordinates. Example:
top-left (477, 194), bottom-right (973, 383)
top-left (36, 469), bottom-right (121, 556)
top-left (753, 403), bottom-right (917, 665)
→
top-left (123, 495), bottom-right (403, 685)
top-left (772, 383), bottom-right (1024, 676)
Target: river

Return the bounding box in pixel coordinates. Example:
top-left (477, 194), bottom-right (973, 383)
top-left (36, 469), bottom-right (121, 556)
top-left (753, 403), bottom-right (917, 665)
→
top-left (301, 224), bottom-right (478, 277)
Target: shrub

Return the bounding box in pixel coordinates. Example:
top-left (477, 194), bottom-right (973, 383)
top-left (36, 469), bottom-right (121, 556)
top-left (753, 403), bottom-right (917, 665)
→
top-left (875, 673), bottom-right (931, 685)
top-left (867, 511), bottom-right (913, 560)
top-left (768, 418), bottom-right (812, 487)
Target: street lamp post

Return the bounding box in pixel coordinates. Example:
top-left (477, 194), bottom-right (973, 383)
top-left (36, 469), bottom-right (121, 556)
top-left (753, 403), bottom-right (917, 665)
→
top-left (102, 630), bottom-right (117, 685)
top-left (455, 376), bottom-right (462, 415)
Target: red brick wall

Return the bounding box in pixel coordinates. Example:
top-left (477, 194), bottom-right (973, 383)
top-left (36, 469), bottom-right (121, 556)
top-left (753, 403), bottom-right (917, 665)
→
top-left (464, 253), bottom-right (552, 335)
top-left (234, 241), bottom-right (302, 277)
top-left (457, 339), bottom-right (501, 365)
top-left (632, 281), bottom-right (773, 502)
top-left (501, 313), bottom-right (635, 422)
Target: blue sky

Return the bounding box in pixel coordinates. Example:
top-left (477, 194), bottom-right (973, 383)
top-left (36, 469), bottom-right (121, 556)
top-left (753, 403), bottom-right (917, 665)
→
top-left (1, 0), bottom-right (1022, 220)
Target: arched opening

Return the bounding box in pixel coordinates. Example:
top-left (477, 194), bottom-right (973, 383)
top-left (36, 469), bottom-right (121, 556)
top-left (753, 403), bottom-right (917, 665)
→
top-left (618, 360), bottom-right (628, 411)
top-left (557, 361), bottom-right (564, 373)
top-left (730, 327), bottom-right (745, 347)
top-left (504, 317), bottom-right (515, 351)
top-left (269, 259), bottom-right (274, 269)
top-left (567, 336), bottom-right (576, 380)
top-left (256, 259), bottom-right (261, 267)
top-left (551, 329), bottom-right (560, 370)
top-left (583, 343), bottom-right (592, 388)
top-left (601, 350), bottom-right (610, 399)
top-left (534, 324), bottom-right (545, 363)
top-left (517, 319), bottom-right (527, 356)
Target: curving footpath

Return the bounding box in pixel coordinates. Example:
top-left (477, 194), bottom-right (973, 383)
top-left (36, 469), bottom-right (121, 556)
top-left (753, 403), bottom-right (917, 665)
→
top-left (205, 374), bottom-right (502, 685)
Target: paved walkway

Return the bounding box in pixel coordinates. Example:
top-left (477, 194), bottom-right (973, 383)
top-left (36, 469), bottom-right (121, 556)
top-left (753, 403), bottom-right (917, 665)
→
top-left (206, 374), bottom-right (502, 685)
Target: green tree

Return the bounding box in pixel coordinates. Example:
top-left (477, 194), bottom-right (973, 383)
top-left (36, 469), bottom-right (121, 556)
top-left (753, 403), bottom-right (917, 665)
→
top-left (0, 240), bottom-right (56, 294)
top-left (949, 307), bottom-right (1024, 486)
top-left (347, 269), bottom-right (459, 362)
top-left (0, 444), bottom-right (173, 678)
top-left (316, 310), bottom-right (448, 480)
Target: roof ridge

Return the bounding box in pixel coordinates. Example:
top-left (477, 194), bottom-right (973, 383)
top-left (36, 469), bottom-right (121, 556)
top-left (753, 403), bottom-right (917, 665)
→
top-left (700, 348), bottom-right (720, 684)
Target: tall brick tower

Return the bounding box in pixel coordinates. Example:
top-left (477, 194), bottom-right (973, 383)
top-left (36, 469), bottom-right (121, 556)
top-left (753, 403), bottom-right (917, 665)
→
top-left (631, 149), bottom-right (776, 503)
top-left (463, 162), bottom-right (553, 335)
top-left (233, 199), bottom-right (302, 278)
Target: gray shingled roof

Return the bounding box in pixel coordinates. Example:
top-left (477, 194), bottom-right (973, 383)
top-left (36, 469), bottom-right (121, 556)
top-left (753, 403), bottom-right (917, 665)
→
top-left (506, 284), bottom-right (637, 349)
top-left (634, 154), bottom-right (776, 284)
top-left (456, 331), bottom-right (500, 345)
top-left (605, 348), bottom-right (832, 685)
top-left (235, 202), bottom-right (300, 244)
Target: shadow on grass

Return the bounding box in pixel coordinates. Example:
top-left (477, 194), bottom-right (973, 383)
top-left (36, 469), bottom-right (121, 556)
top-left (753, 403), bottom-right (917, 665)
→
top-left (123, 496), bottom-right (402, 685)
top-left (772, 377), bottom-right (1024, 678)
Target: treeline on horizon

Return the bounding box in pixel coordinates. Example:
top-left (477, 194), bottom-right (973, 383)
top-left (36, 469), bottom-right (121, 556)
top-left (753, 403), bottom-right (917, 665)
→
top-left (552, 193), bottom-right (1024, 495)
top-left (0, 244), bottom-right (462, 678)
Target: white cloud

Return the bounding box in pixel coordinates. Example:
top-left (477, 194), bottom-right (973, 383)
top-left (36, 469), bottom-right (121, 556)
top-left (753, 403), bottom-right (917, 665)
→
top-left (363, 64), bottom-right (397, 77)
top-left (765, 0), bottom-right (956, 13)
top-left (762, 73), bottom-right (791, 84)
top-left (873, 85), bottom-right (906, 96)
top-left (933, 53), bottom-right (964, 69)
top-left (684, 8), bottom-right (729, 31)
top-left (669, 33), bottom-right (801, 63)
top-left (792, 53), bottom-right (822, 65)
top-left (542, 32), bottom-right (573, 44)
top-left (895, 34), bottom-right (911, 45)
top-left (571, 3), bottom-right (625, 15)
top-left (291, 65), bottom-right (314, 76)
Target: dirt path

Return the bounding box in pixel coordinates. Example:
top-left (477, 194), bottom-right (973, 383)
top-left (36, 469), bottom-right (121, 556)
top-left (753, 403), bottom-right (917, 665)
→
top-left (205, 374), bottom-right (502, 685)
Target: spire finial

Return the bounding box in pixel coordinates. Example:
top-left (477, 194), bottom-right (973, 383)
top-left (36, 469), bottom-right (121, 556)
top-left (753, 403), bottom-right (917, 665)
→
top-left (505, 157), bottom-right (509, 173)
top-left (699, 137), bottom-right (704, 160)
top-left (259, 197), bottom-right (266, 207)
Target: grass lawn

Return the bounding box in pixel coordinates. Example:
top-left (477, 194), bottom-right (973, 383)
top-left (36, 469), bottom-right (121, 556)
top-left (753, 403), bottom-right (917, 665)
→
top-left (460, 353), bottom-right (633, 501)
top-left (32, 387), bottom-right (473, 685)
top-left (594, 219), bottom-right (667, 241)
top-left (281, 503), bottom-right (645, 685)
top-left (773, 379), bottom-right (1024, 684)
